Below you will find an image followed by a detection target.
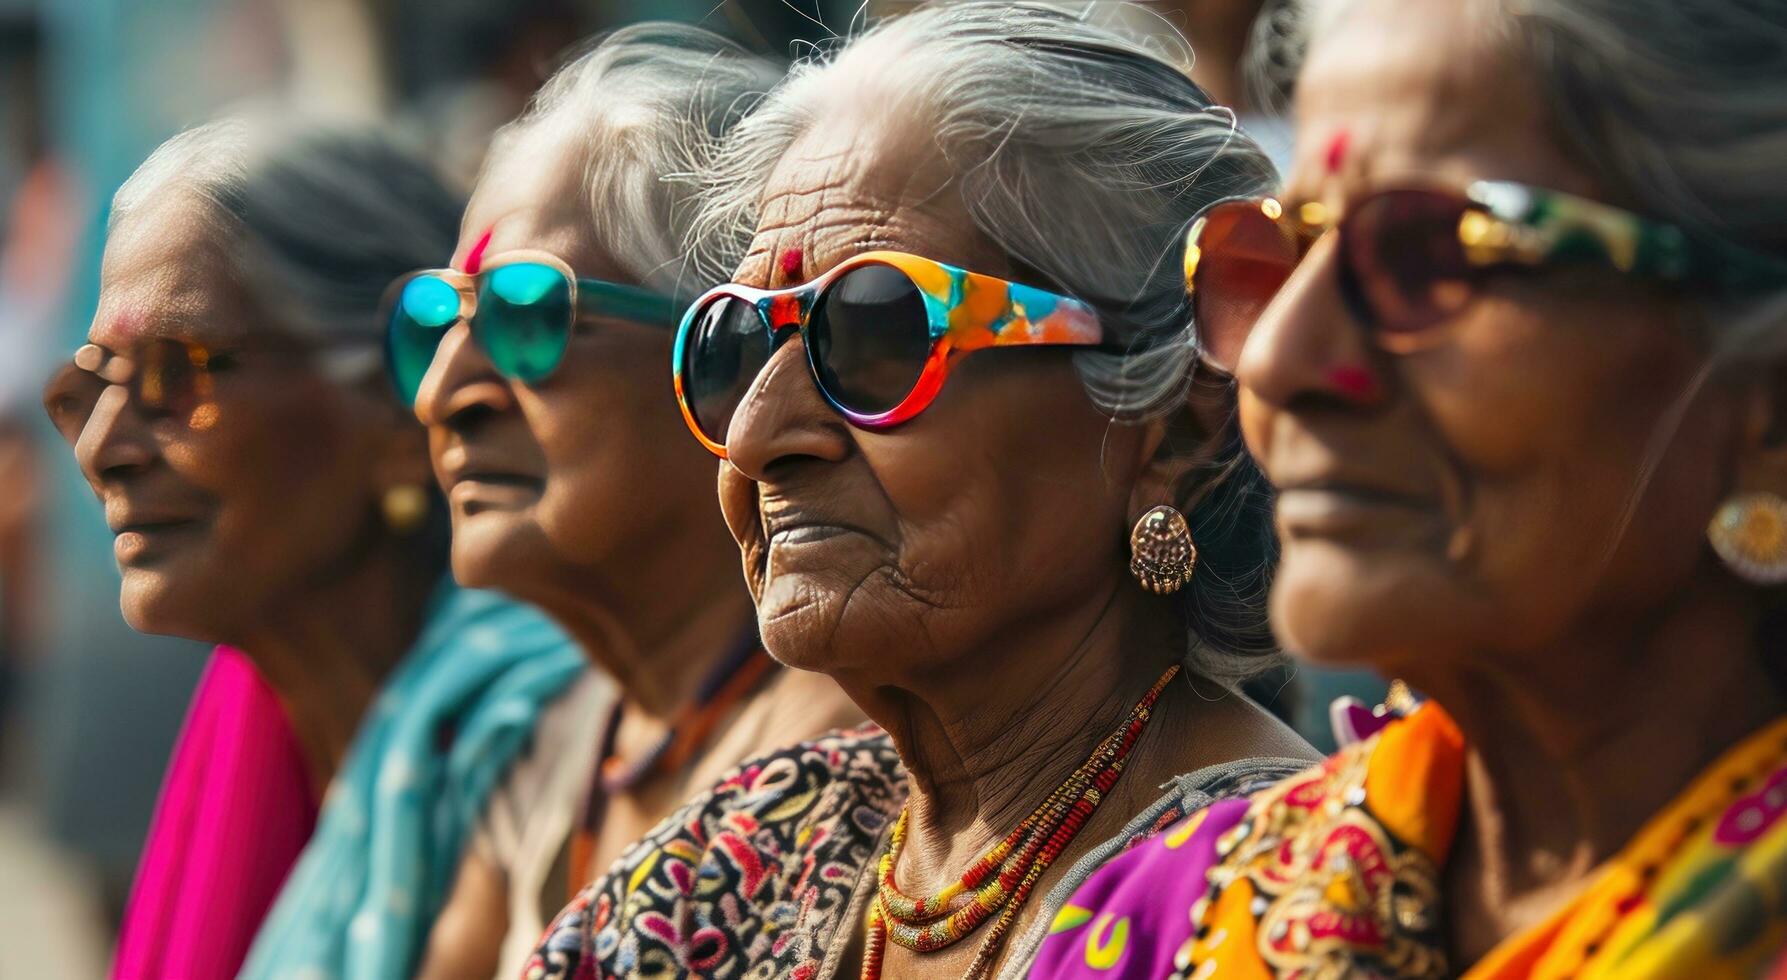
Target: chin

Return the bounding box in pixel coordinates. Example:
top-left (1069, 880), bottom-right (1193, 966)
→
top-left (754, 577), bottom-right (857, 677)
top-left (447, 512), bottom-right (540, 592)
top-left (1268, 542), bottom-right (1465, 672)
top-left (118, 572), bottom-right (220, 644)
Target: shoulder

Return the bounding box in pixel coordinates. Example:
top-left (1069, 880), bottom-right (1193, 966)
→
top-left (522, 727), bottom-right (907, 980)
top-left (702, 724), bottom-right (905, 815)
top-left (609, 724), bottom-right (904, 891)
top-left (1026, 748), bottom-right (1371, 980)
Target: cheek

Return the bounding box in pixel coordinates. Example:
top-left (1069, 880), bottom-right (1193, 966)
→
top-left (864, 366), bottom-right (1127, 599)
top-left (532, 344), bottom-right (720, 557)
top-left (163, 391), bottom-right (373, 604)
top-left (1410, 297), bottom-right (1718, 631)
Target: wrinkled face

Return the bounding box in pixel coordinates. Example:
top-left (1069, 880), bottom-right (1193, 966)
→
top-left (46, 193), bottom-right (396, 639)
top-left (715, 101), bottom-right (1156, 679)
top-left (413, 128), bottom-right (719, 596)
top-left (1237, 0), bottom-right (1741, 672)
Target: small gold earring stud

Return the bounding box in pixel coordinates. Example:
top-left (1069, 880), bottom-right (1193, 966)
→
top-left (382, 484), bottom-right (429, 534)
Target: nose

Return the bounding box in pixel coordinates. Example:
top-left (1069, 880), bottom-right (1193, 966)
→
top-left (74, 384), bottom-right (155, 489)
top-left (723, 334), bottom-right (853, 482)
top-left (413, 322), bottom-right (515, 430)
top-left (1234, 232), bottom-right (1389, 412)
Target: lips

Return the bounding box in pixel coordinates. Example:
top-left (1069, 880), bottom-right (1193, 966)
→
top-left (107, 504), bottom-right (202, 538)
top-left (760, 505), bottom-right (890, 549)
top-left (1273, 479), bottom-right (1434, 510)
top-left (451, 470), bottom-right (543, 489)
top-left (109, 512), bottom-right (205, 567)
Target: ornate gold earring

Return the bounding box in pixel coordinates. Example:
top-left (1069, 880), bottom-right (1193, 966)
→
top-left (1129, 505), bottom-right (1197, 595)
top-left (382, 484), bottom-right (429, 534)
top-left (1709, 491), bottom-right (1787, 584)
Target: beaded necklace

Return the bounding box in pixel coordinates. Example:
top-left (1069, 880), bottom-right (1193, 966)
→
top-left (862, 663), bottom-right (1180, 980)
top-left (568, 637), bottom-right (774, 896)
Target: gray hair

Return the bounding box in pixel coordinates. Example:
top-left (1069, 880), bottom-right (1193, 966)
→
top-left (696, 2), bottom-right (1283, 679)
top-left (483, 22), bottom-right (784, 298)
top-left (1504, 0), bottom-right (1787, 357)
top-left (110, 115), bottom-right (466, 379)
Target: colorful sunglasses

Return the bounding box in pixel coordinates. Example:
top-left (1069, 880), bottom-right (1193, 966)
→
top-left (381, 250), bottom-right (678, 405)
top-left (673, 250), bottom-right (1107, 457)
top-left (1183, 180), bottom-right (1787, 372)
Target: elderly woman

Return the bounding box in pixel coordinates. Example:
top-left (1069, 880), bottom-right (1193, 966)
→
top-left (1033, 0), bottom-right (1787, 976)
top-left (41, 120), bottom-right (584, 980)
top-left (525, 6), bottom-right (1317, 979)
top-left (398, 25), bottom-right (865, 980)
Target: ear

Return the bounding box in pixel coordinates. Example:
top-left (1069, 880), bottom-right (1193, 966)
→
top-left (1727, 363), bottom-right (1787, 500)
top-left (357, 382), bottom-right (435, 497)
top-left (1125, 370), bottom-right (1238, 519)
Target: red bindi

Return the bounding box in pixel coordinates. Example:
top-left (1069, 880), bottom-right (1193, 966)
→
top-left (1328, 364), bottom-right (1380, 401)
top-left (462, 228), bottom-right (493, 275)
top-left (778, 247), bottom-right (804, 281)
top-left (111, 309), bottom-right (148, 341)
top-left (1324, 131), bottom-right (1351, 175)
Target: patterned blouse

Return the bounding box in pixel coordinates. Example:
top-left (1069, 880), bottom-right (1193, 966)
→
top-left (524, 726), bottom-right (906, 980)
top-left (522, 726), bottom-right (1305, 980)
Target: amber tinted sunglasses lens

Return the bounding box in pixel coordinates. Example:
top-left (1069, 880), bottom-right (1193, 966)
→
top-left (132, 340), bottom-right (211, 419)
top-left (1187, 201), bottom-right (1299, 373)
top-left (807, 263), bottom-right (932, 418)
top-left (54, 340), bottom-right (213, 433)
top-left (1343, 189), bottom-right (1479, 337)
top-left (682, 295), bottom-right (770, 447)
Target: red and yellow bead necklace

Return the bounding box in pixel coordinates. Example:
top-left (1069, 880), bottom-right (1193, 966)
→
top-left (862, 663), bottom-right (1180, 980)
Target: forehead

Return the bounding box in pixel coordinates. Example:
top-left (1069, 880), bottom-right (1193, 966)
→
top-left (90, 192), bottom-right (256, 349)
top-left (738, 104), bottom-right (1002, 285)
top-left (1289, 0), bottom-right (1598, 200)
top-left (458, 126), bottom-right (610, 275)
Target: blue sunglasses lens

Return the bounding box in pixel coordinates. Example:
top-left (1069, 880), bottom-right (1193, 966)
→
top-left (475, 262), bottom-right (574, 386)
top-left (385, 274), bottom-right (460, 405)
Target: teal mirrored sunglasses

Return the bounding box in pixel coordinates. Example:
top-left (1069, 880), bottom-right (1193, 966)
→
top-left (381, 251), bottom-right (678, 405)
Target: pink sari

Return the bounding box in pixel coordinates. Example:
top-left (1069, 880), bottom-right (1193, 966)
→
top-left (110, 646), bottom-right (317, 980)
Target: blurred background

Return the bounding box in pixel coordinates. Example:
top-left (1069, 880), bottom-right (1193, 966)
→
top-left (0, 0), bottom-right (1375, 974)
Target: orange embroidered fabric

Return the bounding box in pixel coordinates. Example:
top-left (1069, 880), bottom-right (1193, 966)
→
top-left (1034, 702), bottom-right (1787, 979)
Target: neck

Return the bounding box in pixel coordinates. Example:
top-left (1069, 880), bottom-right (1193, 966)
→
top-left (1160, 0), bottom-right (1267, 110)
top-left (522, 525), bottom-right (757, 720)
top-left (235, 537), bottom-right (438, 793)
top-left (1401, 573), bottom-right (1786, 936)
top-left (849, 583), bottom-right (1184, 880)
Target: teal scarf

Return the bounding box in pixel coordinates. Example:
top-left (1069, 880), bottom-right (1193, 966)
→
top-left (241, 581), bottom-right (584, 979)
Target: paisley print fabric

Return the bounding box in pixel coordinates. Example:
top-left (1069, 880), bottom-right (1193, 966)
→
top-left (1033, 702), bottom-right (1787, 980)
top-left (523, 726), bottom-right (907, 980)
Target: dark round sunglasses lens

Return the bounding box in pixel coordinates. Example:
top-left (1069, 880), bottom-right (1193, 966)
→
top-left (477, 262), bottom-right (574, 384)
top-left (1346, 190), bottom-right (1476, 334)
top-left (684, 296), bottom-right (769, 446)
top-left (1189, 201), bottom-right (1298, 373)
top-left (387, 275), bottom-right (460, 403)
top-left (809, 264), bottom-right (931, 418)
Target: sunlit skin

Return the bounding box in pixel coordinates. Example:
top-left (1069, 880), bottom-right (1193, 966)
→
top-left (717, 80), bottom-right (1313, 978)
top-left (1235, 0), bottom-right (1787, 960)
top-left (43, 188), bottom-right (439, 791)
top-left (410, 122), bottom-right (862, 980)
